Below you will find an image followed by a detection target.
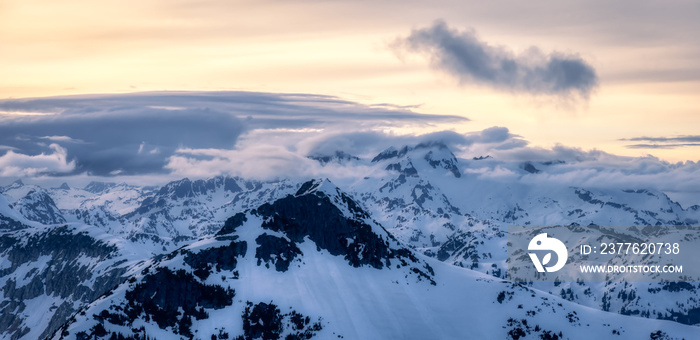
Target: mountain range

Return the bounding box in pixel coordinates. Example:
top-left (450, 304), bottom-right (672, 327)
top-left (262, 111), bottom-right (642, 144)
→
top-left (1, 142), bottom-right (699, 339)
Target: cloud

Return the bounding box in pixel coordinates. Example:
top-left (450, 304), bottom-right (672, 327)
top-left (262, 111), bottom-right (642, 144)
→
top-left (2, 91), bottom-right (697, 206)
top-left (162, 125), bottom-right (532, 182)
top-left (516, 160), bottom-right (700, 201)
top-left (0, 91), bottom-right (466, 177)
top-left (0, 106), bottom-right (245, 176)
top-left (295, 128), bottom-right (520, 159)
top-left (162, 122), bottom-right (700, 207)
top-left (462, 141), bottom-right (700, 195)
top-left (621, 136), bottom-right (700, 143)
top-left (451, 142), bottom-right (700, 209)
top-left (0, 144), bottom-right (75, 177)
top-left (40, 136), bottom-right (86, 143)
top-left (306, 130), bottom-right (477, 155)
top-left (625, 143), bottom-right (700, 149)
top-left (620, 135), bottom-right (700, 149)
top-left (166, 146), bottom-right (317, 180)
top-left (393, 20), bottom-right (598, 99)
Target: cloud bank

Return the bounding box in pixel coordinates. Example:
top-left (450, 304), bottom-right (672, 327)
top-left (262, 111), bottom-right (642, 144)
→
top-left (0, 91), bottom-right (698, 207)
top-left (393, 20), bottom-right (598, 99)
top-left (0, 91), bottom-right (466, 177)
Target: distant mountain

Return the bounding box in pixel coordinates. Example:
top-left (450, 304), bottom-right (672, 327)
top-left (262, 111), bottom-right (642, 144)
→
top-left (12, 189), bottom-right (66, 225)
top-left (122, 176), bottom-right (297, 248)
top-left (0, 222), bottom-right (146, 339)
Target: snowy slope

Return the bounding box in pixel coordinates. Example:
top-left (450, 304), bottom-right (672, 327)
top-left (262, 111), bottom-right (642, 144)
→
top-left (0, 191), bottom-right (31, 230)
top-left (51, 180), bottom-right (700, 339)
top-left (313, 142), bottom-right (700, 325)
top-left (0, 202), bottom-right (152, 339)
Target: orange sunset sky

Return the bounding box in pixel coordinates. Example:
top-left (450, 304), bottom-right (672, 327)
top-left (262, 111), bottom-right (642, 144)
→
top-left (2, 0), bottom-right (699, 162)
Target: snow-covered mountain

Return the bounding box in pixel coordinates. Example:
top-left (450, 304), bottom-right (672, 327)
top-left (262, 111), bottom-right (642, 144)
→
top-left (0, 192), bottom-right (152, 339)
top-left (1, 142), bottom-right (699, 339)
top-left (49, 180), bottom-right (700, 339)
top-left (343, 142), bottom-right (700, 326)
top-left (122, 176), bottom-right (296, 247)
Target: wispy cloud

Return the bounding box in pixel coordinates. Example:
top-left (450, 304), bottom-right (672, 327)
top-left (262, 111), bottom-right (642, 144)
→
top-left (393, 20), bottom-right (598, 99)
top-left (620, 135), bottom-right (700, 149)
top-left (39, 136), bottom-right (87, 143)
top-left (625, 143), bottom-right (700, 149)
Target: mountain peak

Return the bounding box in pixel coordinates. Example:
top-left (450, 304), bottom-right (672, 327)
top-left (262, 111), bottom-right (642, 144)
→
top-left (422, 147), bottom-right (461, 178)
top-left (13, 189), bottom-right (66, 224)
top-left (371, 146), bottom-right (410, 162)
top-left (371, 142), bottom-right (461, 177)
top-left (157, 176), bottom-right (243, 200)
top-left (3, 179), bottom-right (25, 192)
top-left (521, 162), bottom-right (541, 174)
top-left (53, 181), bottom-right (443, 340)
top-left (295, 178), bottom-right (338, 197)
top-left (84, 181), bottom-right (117, 193)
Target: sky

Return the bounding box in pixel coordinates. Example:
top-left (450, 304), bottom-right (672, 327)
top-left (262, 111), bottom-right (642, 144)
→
top-left (1, 0), bottom-right (699, 185)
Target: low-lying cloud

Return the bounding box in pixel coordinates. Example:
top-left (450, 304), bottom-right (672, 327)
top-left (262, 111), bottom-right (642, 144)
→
top-left (0, 144), bottom-right (75, 177)
top-left (1, 91), bottom-right (698, 208)
top-left (0, 91), bottom-right (466, 177)
top-left (393, 20), bottom-right (598, 99)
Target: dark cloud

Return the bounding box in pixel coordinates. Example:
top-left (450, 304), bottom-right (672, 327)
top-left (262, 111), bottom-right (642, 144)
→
top-left (620, 135), bottom-right (700, 149)
top-left (0, 91), bottom-right (467, 177)
top-left (0, 106), bottom-right (244, 176)
top-left (394, 20), bottom-right (598, 98)
top-left (473, 126), bottom-right (514, 144)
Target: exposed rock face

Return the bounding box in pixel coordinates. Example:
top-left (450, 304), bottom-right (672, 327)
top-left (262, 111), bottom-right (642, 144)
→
top-left (221, 179), bottom-right (435, 282)
top-left (255, 233), bottom-right (302, 272)
top-left (0, 215), bottom-right (28, 232)
top-left (184, 239), bottom-right (248, 280)
top-left (238, 301), bottom-right (323, 340)
top-left (255, 193), bottom-right (399, 270)
top-left (0, 226), bottom-right (129, 339)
